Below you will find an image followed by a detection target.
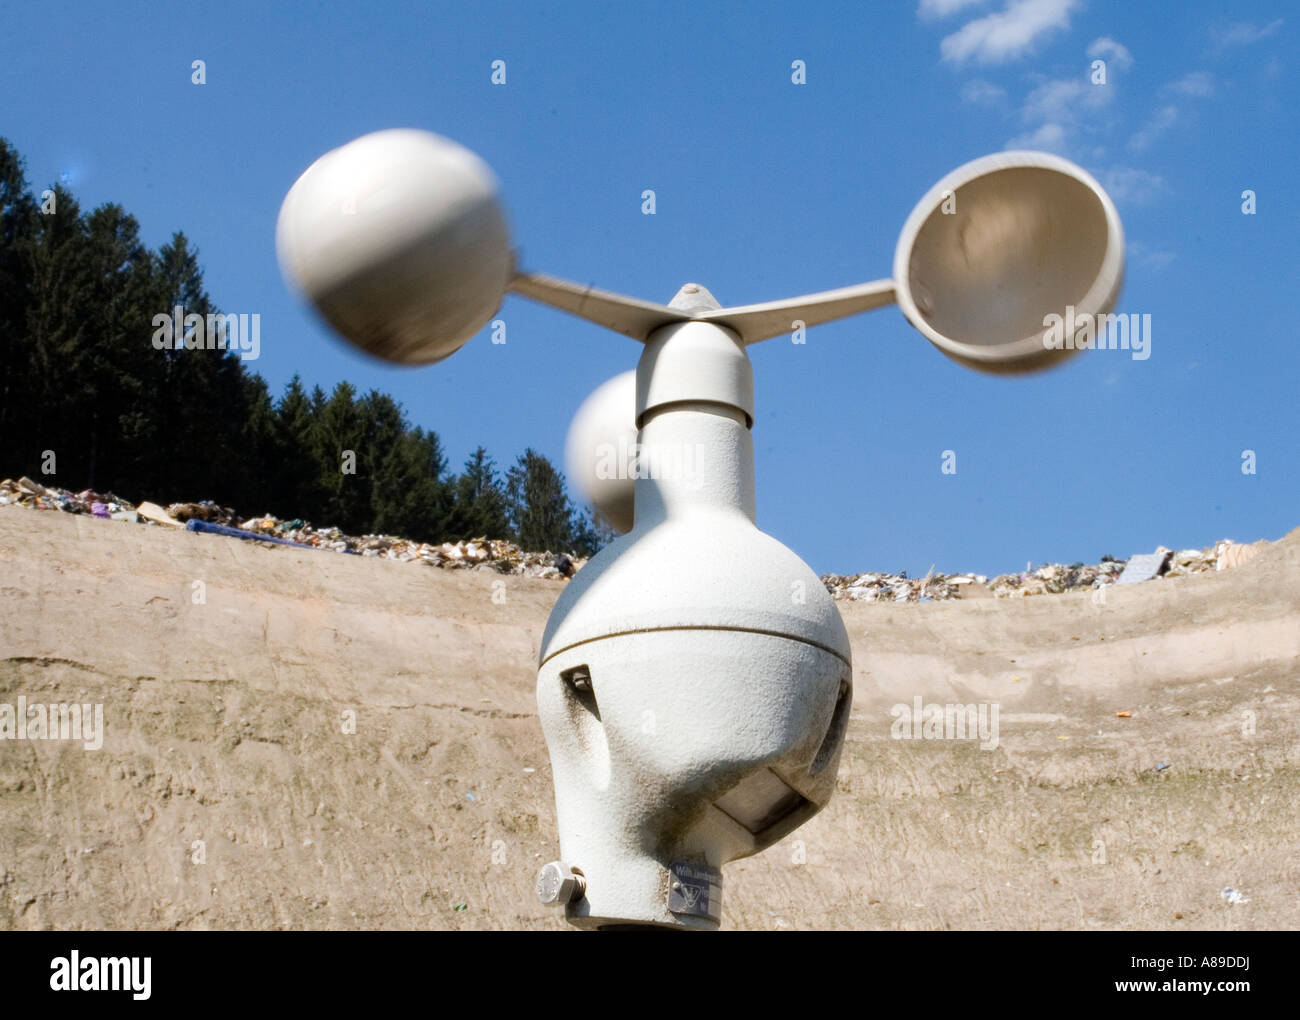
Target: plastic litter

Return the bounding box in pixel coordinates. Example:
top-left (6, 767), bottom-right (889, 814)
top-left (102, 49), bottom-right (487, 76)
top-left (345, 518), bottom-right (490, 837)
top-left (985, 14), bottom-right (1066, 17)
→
top-left (184, 518), bottom-right (324, 550)
top-left (1116, 550), bottom-right (1172, 585)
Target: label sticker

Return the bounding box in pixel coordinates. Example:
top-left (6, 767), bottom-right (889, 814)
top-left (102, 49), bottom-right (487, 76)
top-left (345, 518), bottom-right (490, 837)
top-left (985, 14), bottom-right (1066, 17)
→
top-left (668, 861), bottom-right (723, 921)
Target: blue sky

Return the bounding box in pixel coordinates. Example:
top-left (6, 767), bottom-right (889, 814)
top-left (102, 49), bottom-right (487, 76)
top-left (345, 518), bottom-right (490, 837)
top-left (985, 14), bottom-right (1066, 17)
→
top-left (3, 0), bottom-right (1296, 576)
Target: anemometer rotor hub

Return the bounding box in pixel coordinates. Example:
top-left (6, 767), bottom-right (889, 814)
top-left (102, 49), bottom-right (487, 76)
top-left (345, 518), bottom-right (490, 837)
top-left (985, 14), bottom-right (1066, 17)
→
top-left (636, 317), bottom-right (754, 429)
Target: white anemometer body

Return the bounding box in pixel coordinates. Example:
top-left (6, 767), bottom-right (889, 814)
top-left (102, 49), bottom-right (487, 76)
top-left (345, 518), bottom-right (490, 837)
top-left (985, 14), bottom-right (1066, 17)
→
top-left (540, 297), bottom-right (853, 929)
top-left (276, 129), bottom-right (1124, 930)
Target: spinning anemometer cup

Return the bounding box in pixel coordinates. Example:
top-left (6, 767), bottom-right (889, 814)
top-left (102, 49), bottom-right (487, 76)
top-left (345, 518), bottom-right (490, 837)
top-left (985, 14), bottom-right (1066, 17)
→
top-left (893, 150), bottom-right (1125, 374)
top-left (564, 372), bottom-right (638, 535)
top-left (276, 128), bottom-right (1125, 930)
top-left (275, 129), bottom-right (513, 365)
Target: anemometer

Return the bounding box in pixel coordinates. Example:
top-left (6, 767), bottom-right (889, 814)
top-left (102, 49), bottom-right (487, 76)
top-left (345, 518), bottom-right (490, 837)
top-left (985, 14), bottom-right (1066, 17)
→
top-left (278, 128), bottom-right (1123, 929)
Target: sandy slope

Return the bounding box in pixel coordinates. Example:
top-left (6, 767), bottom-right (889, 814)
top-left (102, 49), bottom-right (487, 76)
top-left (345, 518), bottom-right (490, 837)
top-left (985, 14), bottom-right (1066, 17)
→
top-left (1, 505), bottom-right (1296, 930)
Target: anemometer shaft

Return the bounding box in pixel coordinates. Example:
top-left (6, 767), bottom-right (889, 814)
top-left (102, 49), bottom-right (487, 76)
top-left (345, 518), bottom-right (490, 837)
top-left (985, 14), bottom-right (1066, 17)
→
top-left (632, 320), bottom-right (758, 526)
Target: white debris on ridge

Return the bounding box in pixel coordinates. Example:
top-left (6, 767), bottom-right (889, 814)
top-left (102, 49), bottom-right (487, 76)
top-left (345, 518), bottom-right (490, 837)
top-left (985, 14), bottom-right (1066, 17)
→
top-left (0, 476), bottom-right (1267, 597)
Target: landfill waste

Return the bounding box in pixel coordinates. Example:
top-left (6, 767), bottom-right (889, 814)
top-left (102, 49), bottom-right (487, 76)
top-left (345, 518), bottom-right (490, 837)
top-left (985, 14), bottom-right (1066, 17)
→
top-left (185, 518), bottom-right (324, 551)
top-left (0, 476), bottom-right (1271, 597)
top-left (137, 502), bottom-right (184, 527)
top-left (0, 477), bottom-right (588, 581)
top-left (1215, 540), bottom-right (1264, 572)
top-left (1, 476), bottom-right (136, 519)
top-left (1165, 545), bottom-right (1220, 577)
top-left (821, 537), bottom-right (1250, 603)
top-left (1117, 550), bottom-right (1171, 585)
top-left (821, 569), bottom-right (974, 604)
top-left (986, 559), bottom-right (1127, 599)
top-left (167, 501), bottom-right (240, 526)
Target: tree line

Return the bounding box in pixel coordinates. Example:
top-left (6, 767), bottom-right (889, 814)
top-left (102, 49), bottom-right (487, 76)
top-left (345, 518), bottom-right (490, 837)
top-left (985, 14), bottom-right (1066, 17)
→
top-left (0, 138), bottom-right (607, 554)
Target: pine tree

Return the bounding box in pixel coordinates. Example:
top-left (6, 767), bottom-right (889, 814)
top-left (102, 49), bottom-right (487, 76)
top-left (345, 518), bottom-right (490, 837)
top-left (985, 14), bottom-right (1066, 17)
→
top-left (0, 141), bottom-right (38, 474)
top-left (315, 381), bottom-right (367, 531)
top-left (236, 373), bottom-right (280, 513)
top-left (24, 197), bottom-right (162, 493)
top-left (151, 232), bottom-right (255, 504)
top-left (506, 449), bottom-right (577, 553)
top-left (570, 507), bottom-right (618, 558)
top-left (448, 446), bottom-right (509, 540)
top-left (365, 390), bottom-right (451, 541)
top-left (270, 375), bottom-right (323, 519)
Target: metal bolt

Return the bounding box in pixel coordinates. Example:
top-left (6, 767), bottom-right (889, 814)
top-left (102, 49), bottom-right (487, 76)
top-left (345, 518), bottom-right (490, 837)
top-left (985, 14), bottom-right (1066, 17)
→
top-left (536, 861), bottom-right (586, 905)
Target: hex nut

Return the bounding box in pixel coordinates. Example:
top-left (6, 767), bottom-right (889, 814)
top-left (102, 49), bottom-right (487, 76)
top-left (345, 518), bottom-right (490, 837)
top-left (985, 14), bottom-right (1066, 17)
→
top-left (536, 861), bottom-right (586, 905)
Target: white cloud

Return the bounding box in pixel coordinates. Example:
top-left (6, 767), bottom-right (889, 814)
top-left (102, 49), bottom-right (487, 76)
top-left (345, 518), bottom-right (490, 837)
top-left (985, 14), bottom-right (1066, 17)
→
top-left (1005, 122), bottom-right (1068, 152)
top-left (1211, 19), bottom-right (1283, 52)
top-left (961, 79), bottom-right (1007, 104)
top-left (1086, 36), bottom-right (1134, 71)
top-left (1020, 76), bottom-right (1111, 126)
top-left (1002, 65), bottom-right (1113, 157)
top-left (1128, 241), bottom-right (1175, 271)
top-left (940, 0), bottom-right (1080, 64)
top-left (1128, 104), bottom-right (1178, 151)
top-left (1101, 166), bottom-right (1165, 205)
top-left (1166, 71), bottom-right (1215, 97)
top-left (919, 0), bottom-right (989, 19)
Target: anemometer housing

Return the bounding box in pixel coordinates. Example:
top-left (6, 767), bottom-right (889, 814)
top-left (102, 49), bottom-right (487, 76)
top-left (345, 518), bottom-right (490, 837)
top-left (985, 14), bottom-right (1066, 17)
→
top-left (539, 305), bottom-right (852, 928)
top-left (277, 128), bottom-right (1124, 930)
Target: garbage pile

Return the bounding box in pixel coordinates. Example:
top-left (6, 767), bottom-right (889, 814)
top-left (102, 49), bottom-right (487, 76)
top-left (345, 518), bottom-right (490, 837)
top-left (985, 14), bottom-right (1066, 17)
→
top-left (0, 476), bottom-right (584, 581)
top-left (821, 569), bottom-right (981, 604)
top-left (165, 501), bottom-right (241, 526)
top-left (822, 539), bottom-right (1259, 604)
top-left (984, 559), bottom-right (1126, 598)
top-left (1, 475), bottom-right (1268, 596)
top-left (0, 475), bottom-right (139, 521)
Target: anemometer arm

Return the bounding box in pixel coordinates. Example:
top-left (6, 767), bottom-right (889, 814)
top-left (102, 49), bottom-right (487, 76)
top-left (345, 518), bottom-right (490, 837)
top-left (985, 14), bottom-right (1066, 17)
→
top-left (509, 272), bottom-right (684, 342)
top-left (694, 279), bottom-right (897, 343)
top-left (508, 271), bottom-right (897, 345)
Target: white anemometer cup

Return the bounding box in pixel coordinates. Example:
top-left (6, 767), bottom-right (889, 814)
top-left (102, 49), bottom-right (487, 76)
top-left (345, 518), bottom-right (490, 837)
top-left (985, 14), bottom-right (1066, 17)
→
top-left (277, 129), bottom-right (1124, 930)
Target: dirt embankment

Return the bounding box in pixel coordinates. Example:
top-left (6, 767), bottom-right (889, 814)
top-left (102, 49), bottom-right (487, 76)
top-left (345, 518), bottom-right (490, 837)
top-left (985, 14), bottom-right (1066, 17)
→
top-left (1, 507), bottom-right (1297, 930)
